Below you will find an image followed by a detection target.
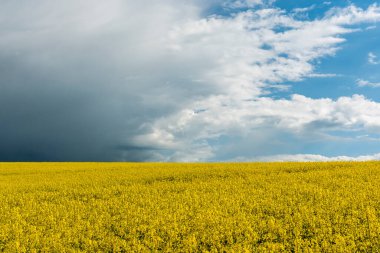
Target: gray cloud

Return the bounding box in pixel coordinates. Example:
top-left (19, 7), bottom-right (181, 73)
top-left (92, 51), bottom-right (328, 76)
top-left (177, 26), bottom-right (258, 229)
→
top-left (0, 0), bottom-right (207, 161)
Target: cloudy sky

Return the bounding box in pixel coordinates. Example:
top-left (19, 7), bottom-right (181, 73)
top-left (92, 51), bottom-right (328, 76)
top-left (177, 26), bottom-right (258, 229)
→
top-left (1, 0), bottom-right (380, 161)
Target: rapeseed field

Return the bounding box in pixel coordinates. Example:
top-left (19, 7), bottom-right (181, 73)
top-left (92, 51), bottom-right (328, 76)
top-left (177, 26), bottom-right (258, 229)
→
top-left (0, 162), bottom-right (380, 252)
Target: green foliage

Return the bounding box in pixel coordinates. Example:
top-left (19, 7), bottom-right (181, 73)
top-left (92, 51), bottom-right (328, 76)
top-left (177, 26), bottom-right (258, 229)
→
top-left (1, 162), bottom-right (380, 252)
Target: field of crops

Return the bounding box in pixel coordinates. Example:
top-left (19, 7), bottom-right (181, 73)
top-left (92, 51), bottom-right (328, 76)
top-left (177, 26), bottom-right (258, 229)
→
top-left (1, 162), bottom-right (380, 252)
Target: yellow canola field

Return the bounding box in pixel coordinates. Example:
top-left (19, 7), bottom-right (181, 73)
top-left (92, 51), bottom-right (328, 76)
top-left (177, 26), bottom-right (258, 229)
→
top-left (1, 162), bottom-right (380, 252)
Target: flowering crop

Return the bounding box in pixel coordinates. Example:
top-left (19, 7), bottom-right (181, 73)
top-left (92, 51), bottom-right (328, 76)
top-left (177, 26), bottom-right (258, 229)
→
top-left (0, 162), bottom-right (380, 252)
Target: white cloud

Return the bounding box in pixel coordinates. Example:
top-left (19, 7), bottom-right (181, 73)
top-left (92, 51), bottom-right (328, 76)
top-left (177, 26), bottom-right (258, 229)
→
top-left (366, 25), bottom-right (377, 30)
top-left (238, 153), bottom-right (380, 161)
top-left (166, 5), bottom-right (380, 100)
top-left (357, 79), bottom-right (380, 87)
top-left (292, 5), bottom-right (316, 14)
top-left (224, 0), bottom-right (274, 9)
top-left (324, 4), bottom-right (380, 25)
top-left (136, 4), bottom-right (380, 161)
top-left (307, 73), bottom-right (338, 78)
top-left (368, 52), bottom-right (379, 64)
top-left (136, 93), bottom-right (380, 161)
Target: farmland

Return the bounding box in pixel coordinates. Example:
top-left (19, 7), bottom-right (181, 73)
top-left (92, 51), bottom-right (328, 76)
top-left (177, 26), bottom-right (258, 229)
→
top-left (1, 162), bottom-right (380, 252)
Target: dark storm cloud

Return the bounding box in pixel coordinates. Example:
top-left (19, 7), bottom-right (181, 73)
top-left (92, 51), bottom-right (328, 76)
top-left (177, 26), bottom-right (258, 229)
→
top-left (0, 53), bottom-right (140, 161)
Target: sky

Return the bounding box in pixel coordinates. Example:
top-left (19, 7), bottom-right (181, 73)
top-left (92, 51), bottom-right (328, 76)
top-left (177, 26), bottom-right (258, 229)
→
top-left (1, 0), bottom-right (380, 162)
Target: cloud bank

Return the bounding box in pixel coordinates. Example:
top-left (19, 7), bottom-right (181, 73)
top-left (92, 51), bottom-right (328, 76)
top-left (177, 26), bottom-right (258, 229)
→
top-left (1, 1), bottom-right (380, 161)
top-left (241, 153), bottom-right (380, 162)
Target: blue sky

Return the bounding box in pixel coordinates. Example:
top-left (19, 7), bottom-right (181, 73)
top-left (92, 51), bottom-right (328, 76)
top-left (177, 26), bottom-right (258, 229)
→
top-left (290, 23), bottom-right (380, 100)
top-left (0, 0), bottom-right (380, 161)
